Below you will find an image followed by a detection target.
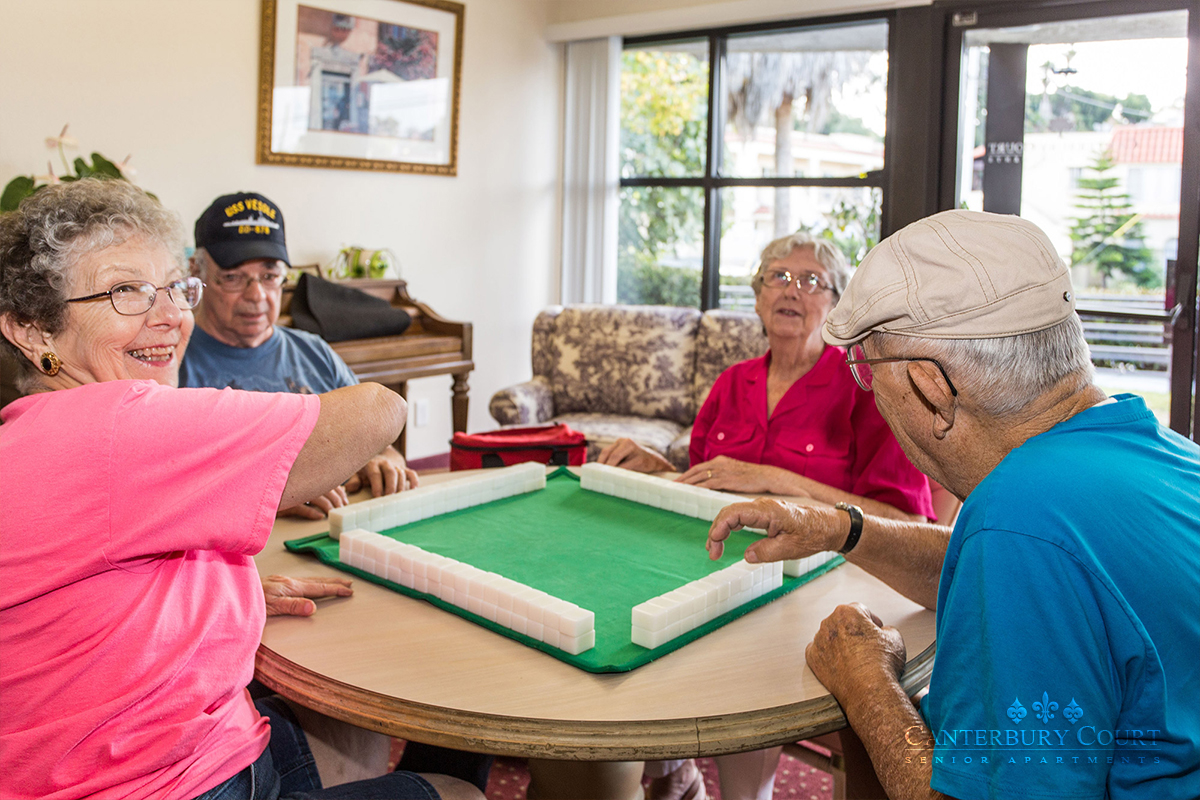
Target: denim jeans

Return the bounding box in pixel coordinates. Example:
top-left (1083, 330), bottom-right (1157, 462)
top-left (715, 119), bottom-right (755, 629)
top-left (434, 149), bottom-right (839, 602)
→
top-left (190, 696), bottom-right (439, 800)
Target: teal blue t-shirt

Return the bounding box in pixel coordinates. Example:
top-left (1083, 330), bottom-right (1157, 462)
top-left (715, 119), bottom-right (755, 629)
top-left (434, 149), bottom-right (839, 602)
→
top-left (922, 395), bottom-right (1199, 799)
top-left (179, 326), bottom-right (358, 394)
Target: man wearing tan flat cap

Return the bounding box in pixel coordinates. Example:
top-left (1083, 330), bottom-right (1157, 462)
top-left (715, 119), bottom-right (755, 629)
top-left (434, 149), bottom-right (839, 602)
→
top-left (707, 210), bottom-right (1198, 800)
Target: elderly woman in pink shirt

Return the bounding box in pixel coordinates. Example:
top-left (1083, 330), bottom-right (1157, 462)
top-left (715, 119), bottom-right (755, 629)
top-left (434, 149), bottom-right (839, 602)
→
top-left (598, 231), bottom-right (934, 800)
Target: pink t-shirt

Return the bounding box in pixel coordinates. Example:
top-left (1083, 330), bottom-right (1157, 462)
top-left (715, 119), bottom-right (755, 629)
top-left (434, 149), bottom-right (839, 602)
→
top-left (690, 348), bottom-right (935, 519)
top-left (0, 381), bottom-right (319, 800)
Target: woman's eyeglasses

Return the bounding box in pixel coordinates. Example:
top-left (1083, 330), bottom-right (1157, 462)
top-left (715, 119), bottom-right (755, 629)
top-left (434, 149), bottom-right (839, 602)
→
top-left (845, 342), bottom-right (958, 396)
top-left (66, 276), bottom-right (204, 316)
top-left (761, 269), bottom-right (833, 294)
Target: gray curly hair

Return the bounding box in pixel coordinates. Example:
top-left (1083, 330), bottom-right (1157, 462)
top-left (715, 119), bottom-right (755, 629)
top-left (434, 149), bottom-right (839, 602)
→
top-left (0, 178), bottom-right (185, 389)
top-left (749, 231), bottom-right (852, 298)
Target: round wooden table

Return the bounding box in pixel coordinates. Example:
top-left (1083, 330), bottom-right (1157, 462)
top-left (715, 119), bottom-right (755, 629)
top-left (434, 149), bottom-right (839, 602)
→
top-left (253, 469), bottom-right (935, 761)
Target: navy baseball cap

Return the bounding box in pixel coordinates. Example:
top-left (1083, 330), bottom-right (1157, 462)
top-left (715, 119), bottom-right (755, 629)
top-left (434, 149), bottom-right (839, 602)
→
top-left (194, 192), bottom-right (290, 269)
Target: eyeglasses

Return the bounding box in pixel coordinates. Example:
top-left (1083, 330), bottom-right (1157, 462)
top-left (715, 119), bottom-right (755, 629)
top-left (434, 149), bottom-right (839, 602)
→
top-left (210, 270), bottom-right (288, 293)
top-left (761, 269), bottom-right (833, 294)
top-left (845, 342), bottom-right (958, 396)
top-left (66, 277), bottom-right (204, 316)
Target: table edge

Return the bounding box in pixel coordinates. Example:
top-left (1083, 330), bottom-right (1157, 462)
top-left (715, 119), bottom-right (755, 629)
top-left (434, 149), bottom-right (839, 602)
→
top-left (255, 640), bottom-right (936, 759)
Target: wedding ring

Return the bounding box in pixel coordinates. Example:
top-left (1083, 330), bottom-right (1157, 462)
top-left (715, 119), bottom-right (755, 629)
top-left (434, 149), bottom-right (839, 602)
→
top-left (707, 469), bottom-right (713, 479)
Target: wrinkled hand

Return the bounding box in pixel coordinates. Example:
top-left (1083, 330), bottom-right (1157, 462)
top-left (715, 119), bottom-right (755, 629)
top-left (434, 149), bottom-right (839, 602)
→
top-left (805, 603), bottom-right (907, 700)
top-left (279, 485), bottom-right (349, 520)
top-left (706, 497), bottom-right (842, 562)
top-left (596, 438), bottom-right (674, 474)
top-left (677, 455), bottom-right (790, 493)
top-left (344, 455), bottom-right (418, 497)
top-left (262, 574), bottom-right (354, 617)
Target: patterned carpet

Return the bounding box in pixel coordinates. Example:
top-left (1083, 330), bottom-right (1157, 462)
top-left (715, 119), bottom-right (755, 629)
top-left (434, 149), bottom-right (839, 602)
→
top-left (391, 742), bottom-right (835, 800)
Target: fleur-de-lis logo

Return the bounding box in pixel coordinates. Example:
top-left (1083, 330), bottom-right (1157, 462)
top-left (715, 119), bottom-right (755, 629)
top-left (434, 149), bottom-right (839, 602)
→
top-left (1033, 692), bottom-right (1058, 724)
top-left (1007, 698), bottom-right (1027, 724)
top-left (1063, 698), bottom-right (1084, 724)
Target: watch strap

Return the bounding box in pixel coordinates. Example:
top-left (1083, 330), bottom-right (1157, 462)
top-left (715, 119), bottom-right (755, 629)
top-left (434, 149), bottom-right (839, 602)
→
top-left (835, 501), bottom-right (864, 554)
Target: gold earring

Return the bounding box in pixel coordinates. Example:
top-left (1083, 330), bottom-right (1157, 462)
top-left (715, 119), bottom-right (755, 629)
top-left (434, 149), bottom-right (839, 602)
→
top-left (40, 351), bottom-right (62, 376)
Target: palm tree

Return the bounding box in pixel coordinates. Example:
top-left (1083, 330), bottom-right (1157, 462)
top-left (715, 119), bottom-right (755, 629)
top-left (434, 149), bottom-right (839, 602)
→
top-left (726, 50), bottom-right (871, 236)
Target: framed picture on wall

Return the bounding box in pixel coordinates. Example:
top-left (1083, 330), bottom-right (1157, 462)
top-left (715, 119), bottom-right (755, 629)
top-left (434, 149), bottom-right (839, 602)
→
top-left (257, 0), bottom-right (464, 175)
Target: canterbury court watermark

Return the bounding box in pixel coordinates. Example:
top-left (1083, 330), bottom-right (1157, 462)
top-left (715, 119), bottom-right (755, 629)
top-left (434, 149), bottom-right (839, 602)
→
top-left (906, 692), bottom-right (1162, 767)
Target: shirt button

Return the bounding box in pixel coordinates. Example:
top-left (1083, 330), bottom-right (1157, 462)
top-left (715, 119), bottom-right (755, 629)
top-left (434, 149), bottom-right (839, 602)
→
top-left (717, 432), bottom-right (725, 441)
top-left (806, 444), bottom-right (814, 452)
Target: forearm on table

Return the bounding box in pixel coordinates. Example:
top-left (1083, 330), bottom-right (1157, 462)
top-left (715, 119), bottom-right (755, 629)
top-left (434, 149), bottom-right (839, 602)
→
top-left (843, 516), bottom-right (949, 610)
top-left (760, 467), bottom-right (925, 522)
top-left (841, 676), bottom-right (952, 800)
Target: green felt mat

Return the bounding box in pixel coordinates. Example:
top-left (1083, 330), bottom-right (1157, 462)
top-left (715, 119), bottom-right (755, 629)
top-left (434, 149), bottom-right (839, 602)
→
top-left (286, 468), bottom-right (843, 673)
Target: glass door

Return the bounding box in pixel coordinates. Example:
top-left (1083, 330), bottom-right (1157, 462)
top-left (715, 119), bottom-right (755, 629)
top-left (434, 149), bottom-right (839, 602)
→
top-left (940, 1), bottom-right (1198, 438)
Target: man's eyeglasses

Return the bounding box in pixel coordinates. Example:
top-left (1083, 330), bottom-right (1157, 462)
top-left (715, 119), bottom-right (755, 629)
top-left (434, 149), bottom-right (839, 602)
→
top-left (66, 277), bottom-right (204, 316)
top-left (210, 270), bottom-right (288, 293)
top-left (845, 342), bottom-right (958, 396)
top-left (761, 269), bottom-right (834, 294)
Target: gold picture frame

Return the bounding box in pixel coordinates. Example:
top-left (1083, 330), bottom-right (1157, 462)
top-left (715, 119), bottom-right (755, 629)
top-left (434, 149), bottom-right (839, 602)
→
top-left (256, 0), bottom-right (464, 175)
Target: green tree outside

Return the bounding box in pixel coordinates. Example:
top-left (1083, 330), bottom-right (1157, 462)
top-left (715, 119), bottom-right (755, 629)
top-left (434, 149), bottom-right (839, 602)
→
top-left (617, 49), bottom-right (708, 307)
top-left (1069, 152), bottom-right (1158, 289)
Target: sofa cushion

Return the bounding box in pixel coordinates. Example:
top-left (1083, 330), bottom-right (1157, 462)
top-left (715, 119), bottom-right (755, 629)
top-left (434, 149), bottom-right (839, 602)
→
top-left (665, 427), bottom-right (693, 473)
top-left (552, 412), bottom-right (685, 464)
top-left (544, 305), bottom-right (701, 426)
top-left (692, 309), bottom-right (769, 411)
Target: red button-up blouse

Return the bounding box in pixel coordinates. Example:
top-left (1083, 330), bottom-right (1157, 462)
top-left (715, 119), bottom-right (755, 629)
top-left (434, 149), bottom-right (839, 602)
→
top-left (689, 347), bottom-right (935, 518)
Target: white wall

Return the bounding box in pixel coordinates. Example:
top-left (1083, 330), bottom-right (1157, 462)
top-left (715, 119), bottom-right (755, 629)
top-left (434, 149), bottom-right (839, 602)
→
top-left (0, 0), bottom-right (562, 460)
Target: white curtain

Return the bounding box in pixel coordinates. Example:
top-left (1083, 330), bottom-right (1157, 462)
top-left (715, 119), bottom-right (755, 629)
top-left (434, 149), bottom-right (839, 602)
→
top-left (560, 37), bottom-right (621, 304)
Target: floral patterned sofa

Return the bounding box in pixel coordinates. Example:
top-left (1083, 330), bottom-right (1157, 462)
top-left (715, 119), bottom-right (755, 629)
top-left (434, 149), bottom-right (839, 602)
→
top-left (488, 304), bottom-right (768, 471)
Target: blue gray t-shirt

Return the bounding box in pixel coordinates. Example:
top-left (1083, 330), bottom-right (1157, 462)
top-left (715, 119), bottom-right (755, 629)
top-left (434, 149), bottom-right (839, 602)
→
top-left (921, 395), bottom-right (1199, 799)
top-left (179, 325), bottom-right (358, 394)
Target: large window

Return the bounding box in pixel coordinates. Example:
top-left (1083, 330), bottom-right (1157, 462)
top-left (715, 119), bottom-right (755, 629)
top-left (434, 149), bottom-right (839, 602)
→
top-left (618, 18), bottom-right (889, 310)
top-left (941, 0), bottom-right (1197, 435)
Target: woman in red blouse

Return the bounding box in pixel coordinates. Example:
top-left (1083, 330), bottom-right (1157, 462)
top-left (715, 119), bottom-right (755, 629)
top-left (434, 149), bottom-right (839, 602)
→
top-left (597, 233), bottom-right (936, 800)
top-left (599, 232), bottom-right (934, 523)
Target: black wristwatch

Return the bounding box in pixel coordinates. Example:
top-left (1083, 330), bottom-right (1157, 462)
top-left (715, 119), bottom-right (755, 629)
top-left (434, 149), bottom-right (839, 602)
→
top-left (835, 502), bottom-right (864, 554)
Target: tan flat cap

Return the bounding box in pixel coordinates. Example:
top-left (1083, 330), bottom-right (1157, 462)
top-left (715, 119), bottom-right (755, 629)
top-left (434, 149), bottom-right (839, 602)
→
top-left (823, 210), bottom-right (1076, 346)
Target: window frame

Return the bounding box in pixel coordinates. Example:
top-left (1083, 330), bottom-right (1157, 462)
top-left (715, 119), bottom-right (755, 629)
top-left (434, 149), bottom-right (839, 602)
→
top-left (935, 0), bottom-right (1199, 440)
top-left (621, 10), bottom-right (896, 310)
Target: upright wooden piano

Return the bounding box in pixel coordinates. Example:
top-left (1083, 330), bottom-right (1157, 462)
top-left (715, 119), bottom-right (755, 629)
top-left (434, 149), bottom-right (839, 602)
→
top-left (280, 278), bottom-right (473, 458)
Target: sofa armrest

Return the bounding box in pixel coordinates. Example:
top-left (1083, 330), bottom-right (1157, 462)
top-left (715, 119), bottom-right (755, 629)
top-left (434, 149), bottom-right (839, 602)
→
top-left (489, 375), bottom-right (555, 425)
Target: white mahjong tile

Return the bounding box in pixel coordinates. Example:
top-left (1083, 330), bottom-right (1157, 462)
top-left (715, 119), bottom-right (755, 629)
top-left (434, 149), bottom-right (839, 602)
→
top-left (632, 626), bottom-right (667, 650)
top-left (466, 596), bottom-right (484, 616)
top-left (479, 576), bottom-right (501, 605)
top-left (510, 615), bottom-right (528, 635)
top-left (561, 630), bottom-right (595, 655)
top-left (452, 567), bottom-right (473, 597)
top-left (496, 607), bottom-right (512, 627)
top-left (368, 504), bottom-right (389, 530)
top-left (523, 595), bottom-right (545, 625)
top-left (558, 606), bottom-right (593, 637)
top-left (542, 627), bottom-right (561, 648)
top-left (526, 621), bottom-right (544, 640)
top-left (631, 604), bottom-right (665, 632)
top-left (493, 580), bottom-right (517, 611)
top-left (510, 590), bottom-right (530, 619)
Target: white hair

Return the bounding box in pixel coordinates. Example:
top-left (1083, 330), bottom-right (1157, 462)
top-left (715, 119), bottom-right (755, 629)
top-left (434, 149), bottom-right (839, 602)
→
top-left (871, 315), bottom-right (1094, 418)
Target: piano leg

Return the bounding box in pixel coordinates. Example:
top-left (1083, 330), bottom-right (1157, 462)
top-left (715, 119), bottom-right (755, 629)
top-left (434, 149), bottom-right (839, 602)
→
top-left (451, 372), bottom-right (470, 434)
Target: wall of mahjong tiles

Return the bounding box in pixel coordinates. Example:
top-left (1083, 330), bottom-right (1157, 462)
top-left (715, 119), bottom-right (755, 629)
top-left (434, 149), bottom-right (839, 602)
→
top-left (287, 468), bottom-right (843, 673)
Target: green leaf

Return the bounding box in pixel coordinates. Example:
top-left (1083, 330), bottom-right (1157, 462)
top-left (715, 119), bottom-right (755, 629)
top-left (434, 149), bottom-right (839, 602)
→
top-left (1, 176), bottom-right (37, 213)
top-left (73, 157), bottom-right (94, 178)
top-left (90, 153), bottom-right (123, 179)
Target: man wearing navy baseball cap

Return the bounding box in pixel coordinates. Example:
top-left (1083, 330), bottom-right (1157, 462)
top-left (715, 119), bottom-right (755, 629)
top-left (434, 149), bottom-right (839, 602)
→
top-left (180, 191), bottom-right (419, 515)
